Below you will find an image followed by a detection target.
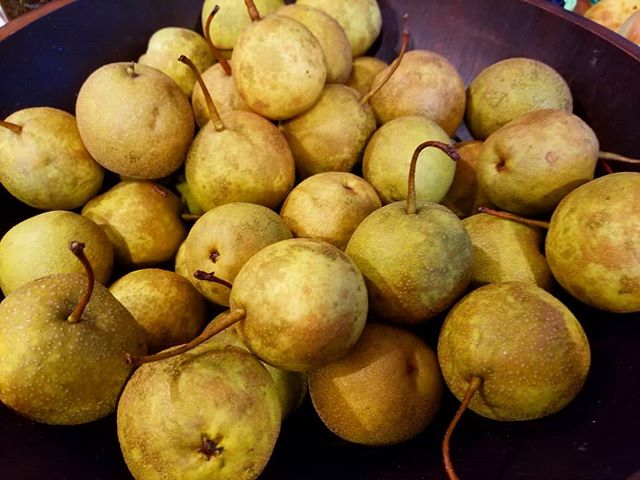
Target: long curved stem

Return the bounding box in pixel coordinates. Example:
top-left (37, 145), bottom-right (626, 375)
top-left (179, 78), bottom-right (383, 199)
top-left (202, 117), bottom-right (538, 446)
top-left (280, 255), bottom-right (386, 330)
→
top-left (599, 150), bottom-right (640, 164)
top-left (204, 5), bottom-right (232, 76)
top-left (360, 13), bottom-right (410, 105)
top-left (443, 376), bottom-right (483, 480)
top-left (0, 120), bottom-right (23, 134)
top-left (67, 241), bottom-right (94, 324)
top-left (179, 54), bottom-right (225, 132)
top-left (127, 308), bottom-right (246, 366)
top-left (477, 206), bottom-right (550, 230)
top-left (406, 141), bottom-right (460, 215)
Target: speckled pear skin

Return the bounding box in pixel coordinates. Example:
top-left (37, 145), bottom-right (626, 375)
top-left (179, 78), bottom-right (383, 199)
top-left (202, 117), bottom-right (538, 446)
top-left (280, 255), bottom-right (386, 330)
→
top-left (232, 238), bottom-right (368, 372)
top-left (465, 57), bottom-right (573, 140)
top-left (0, 210), bottom-right (113, 296)
top-left (81, 181), bottom-right (186, 267)
top-left (546, 172), bottom-right (640, 313)
top-left (280, 84), bottom-right (376, 178)
top-left (232, 14), bottom-right (326, 120)
top-left (0, 273), bottom-right (147, 425)
top-left (437, 282), bottom-right (591, 421)
top-left (347, 56), bottom-right (388, 98)
top-left (0, 107), bottom-right (104, 210)
top-left (185, 111), bottom-right (296, 212)
top-left (184, 202), bottom-right (292, 307)
top-left (476, 108), bottom-right (599, 216)
top-left (296, 0), bottom-right (382, 57)
top-left (117, 343), bottom-right (281, 480)
top-left (76, 62), bottom-right (195, 180)
top-left (345, 202), bottom-right (473, 325)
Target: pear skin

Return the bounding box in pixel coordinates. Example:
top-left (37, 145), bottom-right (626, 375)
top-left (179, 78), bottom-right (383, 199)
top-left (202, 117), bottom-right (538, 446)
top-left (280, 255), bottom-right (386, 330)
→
top-left (347, 56), bottom-right (388, 98)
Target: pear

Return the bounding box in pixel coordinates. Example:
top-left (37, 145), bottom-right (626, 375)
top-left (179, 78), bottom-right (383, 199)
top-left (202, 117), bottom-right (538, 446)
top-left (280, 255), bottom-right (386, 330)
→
top-left (131, 238), bottom-right (368, 373)
top-left (280, 172), bottom-right (381, 250)
top-left (369, 50), bottom-right (466, 136)
top-left (438, 282), bottom-right (590, 478)
top-left (0, 210), bottom-right (113, 296)
top-left (184, 202), bottom-right (292, 306)
top-left (279, 16), bottom-right (408, 178)
top-left (0, 241), bottom-right (147, 425)
top-left (465, 57), bottom-right (573, 140)
top-left (296, 0), bottom-right (382, 57)
top-left (362, 115), bottom-right (455, 205)
top-left (619, 11), bottom-right (640, 43)
top-left (75, 62), bottom-right (194, 179)
top-left (309, 322), bottom-right (443, 446)
top-left (462, 213), bottom-right (552, 290)
top-left (0, 107), bottom-right (104, 210)
top-left (174, 240), bottom-right (190, 279)
top-left (440, 140), bottom-right (494, 218)
top-left (204, 312), bottom-right (307, 419)
top-left (277, 3), bottom-right (352, 84)
top-left (585, 0), bottom-right (640, 31)
top-left (346, 141), bottom-right (473, 325)
top-left (231, 0), bottom-right (326, 120)
top-left (118, 342), bottom-right (281, 480)
top-left (201, 0), bottom-right (285, 56)
top-left (347, 56), bottom-right (388, 98)
top-left (81, 181), bottom-right (186, 267)
top-left (545, 172), bottom-right (640, 313)
top-left (191, 5), bottom-right (251, 128)
top-left (109, 268), bottom-right (207, 354)
top-left (476, 108), bottom-right (599, 216)
top-left (181, 55), bottom-right (295, 211)
top-left (139, 27), bottom-right (214, 96)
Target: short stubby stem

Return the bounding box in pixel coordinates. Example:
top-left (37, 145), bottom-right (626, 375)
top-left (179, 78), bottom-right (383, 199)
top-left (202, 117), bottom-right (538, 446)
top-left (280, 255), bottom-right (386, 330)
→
top-left (0, 119), bottom-right (23, 134)
top-left (193, 270), bottom-right (233, 289)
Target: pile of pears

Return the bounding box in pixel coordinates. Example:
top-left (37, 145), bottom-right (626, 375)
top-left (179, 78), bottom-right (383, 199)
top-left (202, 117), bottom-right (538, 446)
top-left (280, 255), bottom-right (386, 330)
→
top-left (0, 1), bottom-right (638, 479)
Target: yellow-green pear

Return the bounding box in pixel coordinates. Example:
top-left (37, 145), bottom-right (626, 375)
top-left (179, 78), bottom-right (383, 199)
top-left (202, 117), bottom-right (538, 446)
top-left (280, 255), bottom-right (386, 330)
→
top-left (297, 0), bottom-right (382, 57)
top-left (0, 210), bottom-right (113, 295)
top-left (109, 268), bottom-right (208, 354)
top-left (0, 107), bottom-right (104, 210)
top-left (465, 57), bottom-right (573, 140)
top-left (347, 56), bottom-right (388, 98)
top-left (76, 62), bottom-right (194, 179)
top-left (476, 109), bottom-right (599, 216)
top-left (369, 50), bottom-right (466, 136)
top-left (81, 181), bottom-right (186, 267)
top-left (462, 213), bottom-right (552, 290)
top-left (278, 4), bottom-right (352, 84)
top-left (139, 27), bottom-right (214, 97)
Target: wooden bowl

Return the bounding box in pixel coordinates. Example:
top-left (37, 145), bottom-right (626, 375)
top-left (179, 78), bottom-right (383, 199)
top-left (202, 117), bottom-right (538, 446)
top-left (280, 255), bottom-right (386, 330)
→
top-left (0, 1), bottom-right (638, 479)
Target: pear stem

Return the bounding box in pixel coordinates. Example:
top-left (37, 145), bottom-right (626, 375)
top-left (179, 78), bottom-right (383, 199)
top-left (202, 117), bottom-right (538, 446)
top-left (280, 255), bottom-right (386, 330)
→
top-left (182, 213), bottom-right (202, 221)
top-left (67, 241), bottom-right (94, 324)
top-left (477, 206), bottom-right (550, 230)
top-left (179, 55), bottom-right (225, 132)
top-left (0, 120), bottom-right (23, 134)
top-left (598, 150), bottom-right (640, 164)
top-left (126, 61), bottom-right (138, 78)
top-left (127, 308), bottom-right (246, 366)
top-left (193, 270), bottom-right (233, 289)
top-left (406, 141), bottom-right (460, 215)
top-left (599, 159), bottom-right (614, 175)
top-left (204, 5), bottom-right (232, 76)
top-left (360, 13), bottom-right (409, 105)
top-left (443, 376), bottom-right (483, 480)
top-left (244, 0), bottom-right (261, 22)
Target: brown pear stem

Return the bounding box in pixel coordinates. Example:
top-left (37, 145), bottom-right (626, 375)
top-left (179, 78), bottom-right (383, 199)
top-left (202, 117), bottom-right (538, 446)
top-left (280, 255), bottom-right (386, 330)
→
top-left (360, 13), bottom-right (409, 105)
top-left (244, 0), bottom-right (261, 22)
top-left (0, 120), bottom-right (23, 134)
top-left (67, 241), bottom-right (94, 324)
top-left (182, 213), bottom-right (202, 221)
top-left (477, 206), bottom-right (550, 230)
top-left (443, 376), bottom-right (483, 480)
top-left (193, 270), bottom-right (233, 289)
top-left (126, 61), bottom-right (138, 78)
top-left (406, 141), bottom-right (461, 215)
top-left (204, 5), bottom-right (232, 76)
top-left (127, 308), bottom-right (246, 366)
top-left (599, 158), bottom-right (614, 175)
top-left (598, 150), bottom-right (640, 164)
top-left (179, 54), bottom-right (225, 132)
